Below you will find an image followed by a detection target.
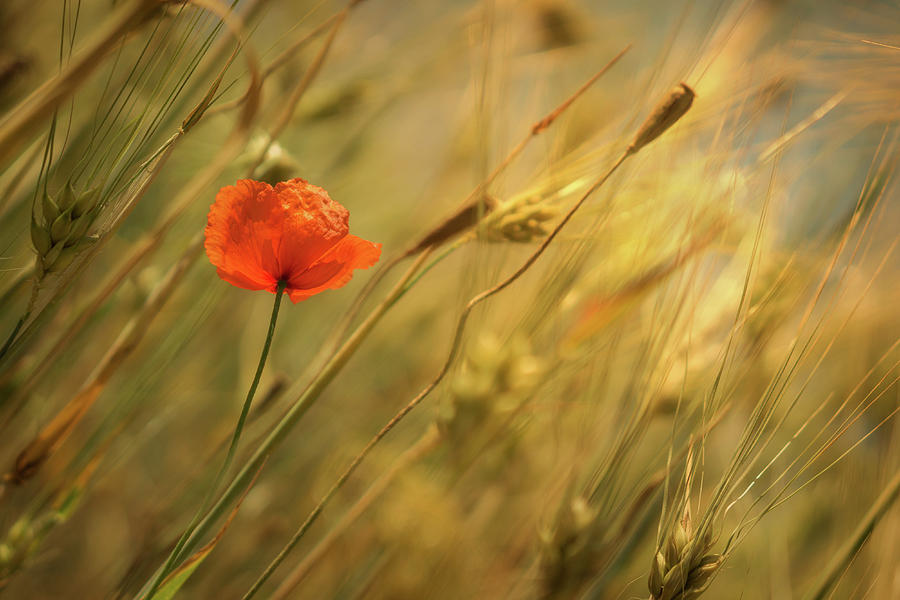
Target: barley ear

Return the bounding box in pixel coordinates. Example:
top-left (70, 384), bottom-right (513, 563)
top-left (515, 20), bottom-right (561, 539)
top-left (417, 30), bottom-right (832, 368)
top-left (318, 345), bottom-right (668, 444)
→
top-left (31, 183), bottom-right (102, 278)
top-left (627, 83), bottom-right (694, 155)
top-left (404, 195), bottom-right (498, 256)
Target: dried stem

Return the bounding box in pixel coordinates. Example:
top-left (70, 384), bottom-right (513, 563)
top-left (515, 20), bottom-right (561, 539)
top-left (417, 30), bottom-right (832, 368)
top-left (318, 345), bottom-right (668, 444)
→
top-left (132, 250), bottom-right (433, 599)
top-left (246, 79), bottom-right (697, 591)
top-left (319, 45), bottom-right (632, 368)
top-left (263, 427), bottom-right (441, 600)
top-left (803, 469), bottom-right (900, 600)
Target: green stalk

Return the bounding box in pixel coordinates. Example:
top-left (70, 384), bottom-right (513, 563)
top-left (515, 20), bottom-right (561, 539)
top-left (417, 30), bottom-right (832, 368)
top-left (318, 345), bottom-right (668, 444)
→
top-left (0, 0), bottom-right (158, 172)
top-left (144, 281), bottom-right (287, 599)
top-left (803, 469), bottom-right (900, 600)
top-left (134, 254), bottom-right (430, 599)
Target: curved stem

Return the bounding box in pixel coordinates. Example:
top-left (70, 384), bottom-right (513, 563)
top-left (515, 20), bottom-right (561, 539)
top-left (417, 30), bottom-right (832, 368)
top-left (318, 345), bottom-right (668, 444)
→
top-left (135, 253), bottom-right (430, 600)
top-left (144, 281), bottom-right (286, 599)
top-left (803, 468), bottom-right (900, 600)
top-left (240, 150), bottom-right (633, 599)
top-left (265, 427), bottom-right (441, 600)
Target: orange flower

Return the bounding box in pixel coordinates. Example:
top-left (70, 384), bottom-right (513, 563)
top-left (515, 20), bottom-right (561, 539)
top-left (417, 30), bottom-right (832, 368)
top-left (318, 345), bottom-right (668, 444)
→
top-left (204, 178), bottom-right (381, 303)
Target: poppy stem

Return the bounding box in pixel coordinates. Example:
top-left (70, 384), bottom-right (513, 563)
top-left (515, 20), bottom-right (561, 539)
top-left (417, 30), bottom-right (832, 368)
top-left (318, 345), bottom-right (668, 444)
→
top-left (144, 280), bottom-right (287, 598)
top-left (218, 279), bottom-right (287, 502)
top-left (135, 252), bottom-right (430, 600)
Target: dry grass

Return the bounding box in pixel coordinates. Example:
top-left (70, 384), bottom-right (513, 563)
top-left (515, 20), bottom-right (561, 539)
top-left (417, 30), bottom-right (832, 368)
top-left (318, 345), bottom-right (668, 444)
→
top-left (0, 1), bottom-right (898, 599)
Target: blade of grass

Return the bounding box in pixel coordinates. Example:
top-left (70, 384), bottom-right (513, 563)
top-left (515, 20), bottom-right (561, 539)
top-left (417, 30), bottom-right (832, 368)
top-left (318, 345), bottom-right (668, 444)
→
top-left (0, 0), bottom-right (158, 173)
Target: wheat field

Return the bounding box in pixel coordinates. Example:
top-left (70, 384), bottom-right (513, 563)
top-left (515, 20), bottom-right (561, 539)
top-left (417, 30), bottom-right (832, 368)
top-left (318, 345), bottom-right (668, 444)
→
top-left (0, 1), bottom-right (898, 598)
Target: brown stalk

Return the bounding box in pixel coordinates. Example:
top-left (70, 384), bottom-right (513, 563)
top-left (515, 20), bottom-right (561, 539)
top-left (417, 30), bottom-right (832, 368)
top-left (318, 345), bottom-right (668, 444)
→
top-left (243, 77), bottom-right (696, 595)
top-left (269, 427), bottom-right (441, 600)
top-left (318, 45), bottom-right (632, 369)
top-left (403, 45), bottom-right (633, 258)
top-left (5, 235), bottom-right (205, 486)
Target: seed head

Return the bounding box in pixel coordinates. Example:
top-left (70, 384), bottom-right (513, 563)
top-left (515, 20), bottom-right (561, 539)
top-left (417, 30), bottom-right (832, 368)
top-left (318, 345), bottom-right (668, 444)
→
top-left (405, 194), bottom-right (498, 256)
top-left (438, 333), bottom-right (544, 442)
top-left (484, 195), bottom-right (557, 243)
top-left (648, 513), bottom-right (722, 600)
top-left (31, 183), bottom-right (102, 278)
top-left (627, 83), bottom-right (695, 155)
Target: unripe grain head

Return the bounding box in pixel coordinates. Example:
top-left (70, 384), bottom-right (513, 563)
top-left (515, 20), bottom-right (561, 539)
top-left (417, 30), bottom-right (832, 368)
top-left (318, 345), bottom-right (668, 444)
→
top-left (627, 83), bottom-right (695, 155)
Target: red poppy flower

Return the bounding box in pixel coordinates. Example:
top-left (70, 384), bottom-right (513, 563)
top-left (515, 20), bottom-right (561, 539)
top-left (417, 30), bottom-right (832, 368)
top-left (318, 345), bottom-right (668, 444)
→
top-left (204, 178), bottom-right (381, 303)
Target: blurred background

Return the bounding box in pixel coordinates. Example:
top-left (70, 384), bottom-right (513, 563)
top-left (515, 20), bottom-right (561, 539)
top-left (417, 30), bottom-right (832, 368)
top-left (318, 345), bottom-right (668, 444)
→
top-left (0, 0), bottom-right (898, 598)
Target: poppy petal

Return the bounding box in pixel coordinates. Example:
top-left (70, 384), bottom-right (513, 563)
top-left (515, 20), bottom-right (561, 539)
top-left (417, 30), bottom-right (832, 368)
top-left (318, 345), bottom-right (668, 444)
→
top-left (286, 235), bottom-right (382, 303)
top-left (271, 179), bottom-right (350, 280)
top-left (205, 180), bottom-right (280, 291)
top-left (205, 178), bottom-right (380, 300)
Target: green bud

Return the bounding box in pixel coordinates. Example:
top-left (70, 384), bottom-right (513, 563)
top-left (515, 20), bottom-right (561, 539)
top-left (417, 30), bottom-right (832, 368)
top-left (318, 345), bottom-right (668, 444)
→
top-left (58, 181), bottom-right (77, 211)
top-left (48, 245), bottom-right (79, 273)
top-left (664, 534), bottom-right (680, 567)
top-left (648, 551), bottom-right (666, 596)
top-left (700, 527), bottom-right (714, 549)
top-left (43, 241), bottom-right (65, 268)
top-left (68, 208), bottom-right (96, 241)
top-left (659, 555), bottom-right (691, 600)
top-left (683, 555), bottom-right (722, 598)
top-left (30, 221), bottom-right (51, 255)
top-left (49, 211), bottom-right (71, 244)
top-left (72, 187), bottom-right (99, 218)
top-left (41, 193), bottom-right (60, 225)
top-left (664, 521), bottom-right (689, 566)
top-left (674, 521), bottom-right (689, 553)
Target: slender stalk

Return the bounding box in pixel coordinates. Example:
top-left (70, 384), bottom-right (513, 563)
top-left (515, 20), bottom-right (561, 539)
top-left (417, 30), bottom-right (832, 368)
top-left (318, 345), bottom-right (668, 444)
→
top-left (247, 81), bottom-right (698, 588)
top-left (134, 251), bottom-right (432, 599)
top-left (320, 45), bottom-right (632, 359)
top-left (6, 235), bottom-right (203, 486)
top-left (145, 281), bottom-right (287, 598)
top-left (247, 3), bottom-right (351, 175)
top-left (0, 0), bottom-right (158, 172)
top-left (264, 427), bottom-right (441, 600)
top-left (803, 469), bottom-right (900, 600)
top-left (240, 151), bottom-right (631, 595)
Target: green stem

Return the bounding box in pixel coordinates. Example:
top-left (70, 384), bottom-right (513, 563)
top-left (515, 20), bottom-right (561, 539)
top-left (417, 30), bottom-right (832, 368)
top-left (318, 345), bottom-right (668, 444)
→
top-left (266, 427), bottom-right (442, 600)
top-left (803, 468), bottom-right (900, 600)
top-left (240, 152), bottom-right (633, 599)
top-left (143, 281), bottom-right (286, 599)
top-left (135, 255), bottom-right (429, 600)
top-left (0, 316), bottom-right (26, 365)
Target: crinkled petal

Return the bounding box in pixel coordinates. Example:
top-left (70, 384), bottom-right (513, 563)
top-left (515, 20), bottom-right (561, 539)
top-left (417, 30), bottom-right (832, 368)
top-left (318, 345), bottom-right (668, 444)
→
top-left (205, 179), bottom-right (281, 292)
top-left (271, 179), bottom-right (350, 279)
top-left (286, 235), bottom-right (382, 303)
top-left (205, 178), bottom-right (379, 299)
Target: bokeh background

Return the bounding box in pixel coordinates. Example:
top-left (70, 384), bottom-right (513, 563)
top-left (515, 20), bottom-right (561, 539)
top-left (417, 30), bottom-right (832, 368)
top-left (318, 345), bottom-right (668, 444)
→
top-left (0, 0), bottom-right (898, 598)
